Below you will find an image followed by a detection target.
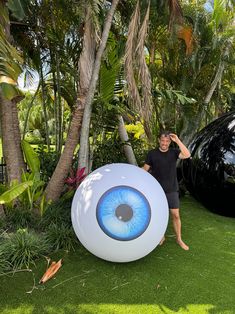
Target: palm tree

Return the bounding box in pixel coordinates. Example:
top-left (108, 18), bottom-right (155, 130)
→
top-left (78, 0), bottom-right (120, 171)
top-left (0, 0), bottom-right (26, 183)
top-left (45, 3), bottom-right (98, 201)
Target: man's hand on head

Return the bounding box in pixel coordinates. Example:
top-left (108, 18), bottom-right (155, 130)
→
top-left (169, 133), bottom-right (179, 143)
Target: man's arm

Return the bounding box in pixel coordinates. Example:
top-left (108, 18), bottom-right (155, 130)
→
top-left (142, 164), bottom-right (150, 171)
top-left (169, 133), bottom-right (191, 159)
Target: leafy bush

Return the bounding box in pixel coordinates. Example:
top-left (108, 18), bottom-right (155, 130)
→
top-left (45, 223), bottom-right (77, 252)
top-left (0, 228), bottom-right (50, 270)
top-left (92, 137), bottom-right (127, 169)
top-left (36, 145), bottom-right (60, 182)
top-left (40, 193), bottom-right (73, 229)
top-left (5, 207), bottom-right (40, 231)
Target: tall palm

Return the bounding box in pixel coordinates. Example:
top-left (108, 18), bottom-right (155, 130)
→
top-left (0, 0), bottom-right (26, 183)
top-left (45, 3), bottom-right (98, 201)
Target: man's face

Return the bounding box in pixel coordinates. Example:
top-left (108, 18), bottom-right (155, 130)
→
top-left (159, 135), bottom-right (171, 152)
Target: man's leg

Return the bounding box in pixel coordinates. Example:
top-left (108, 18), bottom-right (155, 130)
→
top-left (170, 208), bottom-right (189, 251)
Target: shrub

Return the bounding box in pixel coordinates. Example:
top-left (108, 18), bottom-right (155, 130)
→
top-left (0, 228), bottom-right (50, 270)
top-left (36, 146), bottom-right (60, 183)
top-left (5, 207), bottom-right (40, 231)
top-left (45, 223), bottom-right (77, 252)
top-left (40, 194), bottom-right (73, 229)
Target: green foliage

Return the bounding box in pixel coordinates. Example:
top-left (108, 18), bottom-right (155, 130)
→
top-left (45, 223), bottom-right (77, 252)
top-left (0, 228), bottom-right (50, 270)
top-left (21, 140), bottom-right (40, 175)
top-left (20, 171), bottom-right (45, 212)
top-left (0, 83), bottom-right (23, 101)
top-left (125, 122), bottom-right (145, 139)
top-left (0, 140), bottom-right (47, 213)
top-left (40, 194), bottom-right (77, 252)
top-left (99, 32), bottom-right (124, 103)
top-left (0, 3), bottom-right (22, 80)
top-left (92, 134), bottom-right (127, 170)
top-left (35, 146), bottom-right (60, 183)
top-left (7, 0), bottom-right (26, 21)
top-left (5, 207), bottom-right (39, 231)
top-left (0, 181), bottom-right (33, 205)
top-left (40, 194), bottom-right (73, 229)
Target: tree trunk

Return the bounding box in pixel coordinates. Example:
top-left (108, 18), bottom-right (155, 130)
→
top-left (45, 7), bottom-right (96, 201)
top-left (78, 0), bottom-right (120, 170)
top-left (118, 115), bottom-right (137, 165)
top-left (0, 94), bottom-right (26, 182)
top-left (0, 3), bottom-right (26, 183)
top-left (45, 105), bottom-right (84, 200)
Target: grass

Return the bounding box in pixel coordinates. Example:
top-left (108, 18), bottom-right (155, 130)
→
top-left (0, 195), bottom-right (234, 314)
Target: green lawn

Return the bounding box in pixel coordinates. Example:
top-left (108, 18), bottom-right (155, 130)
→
top-left (0, 195), bottom-right (234, 314)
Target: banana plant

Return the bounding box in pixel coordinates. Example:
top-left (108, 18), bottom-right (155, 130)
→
top-left (0, 140), bottom-right (47, 213)
top-left (0, 180), bottom-right (33, 205)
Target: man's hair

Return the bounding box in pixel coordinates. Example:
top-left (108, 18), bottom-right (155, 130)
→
top-left (159, 130), bottom-right (171, 138)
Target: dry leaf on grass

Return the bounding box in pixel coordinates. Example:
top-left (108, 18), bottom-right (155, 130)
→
top-left (39, 259), bottom-right (62, 284)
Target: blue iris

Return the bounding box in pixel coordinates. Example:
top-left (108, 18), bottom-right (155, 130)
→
top-left (96, 186), bottom-right (151, 241)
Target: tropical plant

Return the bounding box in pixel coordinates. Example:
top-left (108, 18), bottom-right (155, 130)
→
top-left (0, 140), bottom-right (47, 214)
top-left (40, 194), bottom-right (73, 229)
top-left (65, 166), bottom-right (86, 190)
top-left (45, 223), bottom-right (77, 252)
top-left (0, 228), bottom-right (50, 270)
top-left (5, 206), bottom-right (39, 230)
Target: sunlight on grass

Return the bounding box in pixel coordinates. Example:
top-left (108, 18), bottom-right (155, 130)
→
top-left (0, 303), bottom-right (225, 314)
top-left (66, 304), bottom-right (216, 314)
top-left (1, 305), bottom-right (34, 314)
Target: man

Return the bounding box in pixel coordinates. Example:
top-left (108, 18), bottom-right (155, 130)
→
top-left (143, 131), bottom-right (191, 251)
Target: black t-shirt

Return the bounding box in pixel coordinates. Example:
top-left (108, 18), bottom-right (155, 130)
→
top-left (145, 148), bottom-right (180, 193)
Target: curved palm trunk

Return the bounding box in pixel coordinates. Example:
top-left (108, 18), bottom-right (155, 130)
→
top-left (45, 7), bottom-right (96, 201)
top-left (45, 105), bottom-right (84, 200)
top-left (118, 115), bottom-right (137, 165)
top-left (78, 0), bottom-right (120, 170)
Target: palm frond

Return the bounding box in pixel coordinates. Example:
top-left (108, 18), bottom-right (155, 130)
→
top-left (99, 33), bottom-right (122, 103)
top-left (168, 0), bottom-right (183, 31)
top-left (135, 1), bottom-right (153, 137)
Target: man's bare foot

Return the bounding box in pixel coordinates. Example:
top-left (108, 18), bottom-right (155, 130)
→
top-left (177, 239), bottom-right (189, 251)
top-left (159, 236), bottom-right (165, 246)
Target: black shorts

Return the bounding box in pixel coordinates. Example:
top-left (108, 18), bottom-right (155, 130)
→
top-left (165, 192), bottom-right (179, 209)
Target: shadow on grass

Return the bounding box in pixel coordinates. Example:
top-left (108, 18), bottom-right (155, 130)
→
top-left (0, 195), bottom-right (234, 314)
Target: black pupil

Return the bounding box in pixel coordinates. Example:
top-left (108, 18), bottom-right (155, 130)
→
top-left (115, 204), bottom-right (133, 222)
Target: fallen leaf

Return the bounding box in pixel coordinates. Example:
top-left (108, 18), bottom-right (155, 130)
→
top-left (39, 259), bottom-right (62, 284)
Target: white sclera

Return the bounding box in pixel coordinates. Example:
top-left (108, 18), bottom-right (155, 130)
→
top-left (71, 163), bottom-right (169, 262)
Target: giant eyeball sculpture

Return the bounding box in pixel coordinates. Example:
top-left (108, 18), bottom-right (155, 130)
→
top-left (71, 163), bottom-right (169, 262)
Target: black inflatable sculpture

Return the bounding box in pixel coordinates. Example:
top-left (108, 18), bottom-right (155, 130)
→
top-left (181, 111), bottom-right (235, 217)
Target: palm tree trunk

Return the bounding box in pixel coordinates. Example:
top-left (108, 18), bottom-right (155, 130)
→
top-left (0, 2), bottom-right (26, 183)
top-left (0, 94), bottom-right (26, 182)
top-left (45, 105), bottom-right (84, 200)
top-left (78, 0), bottom-right (120, 170)
top-left (45, 7), bottom-right (96, 201)
top-left (118, 115), bottom-right (137, 165)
